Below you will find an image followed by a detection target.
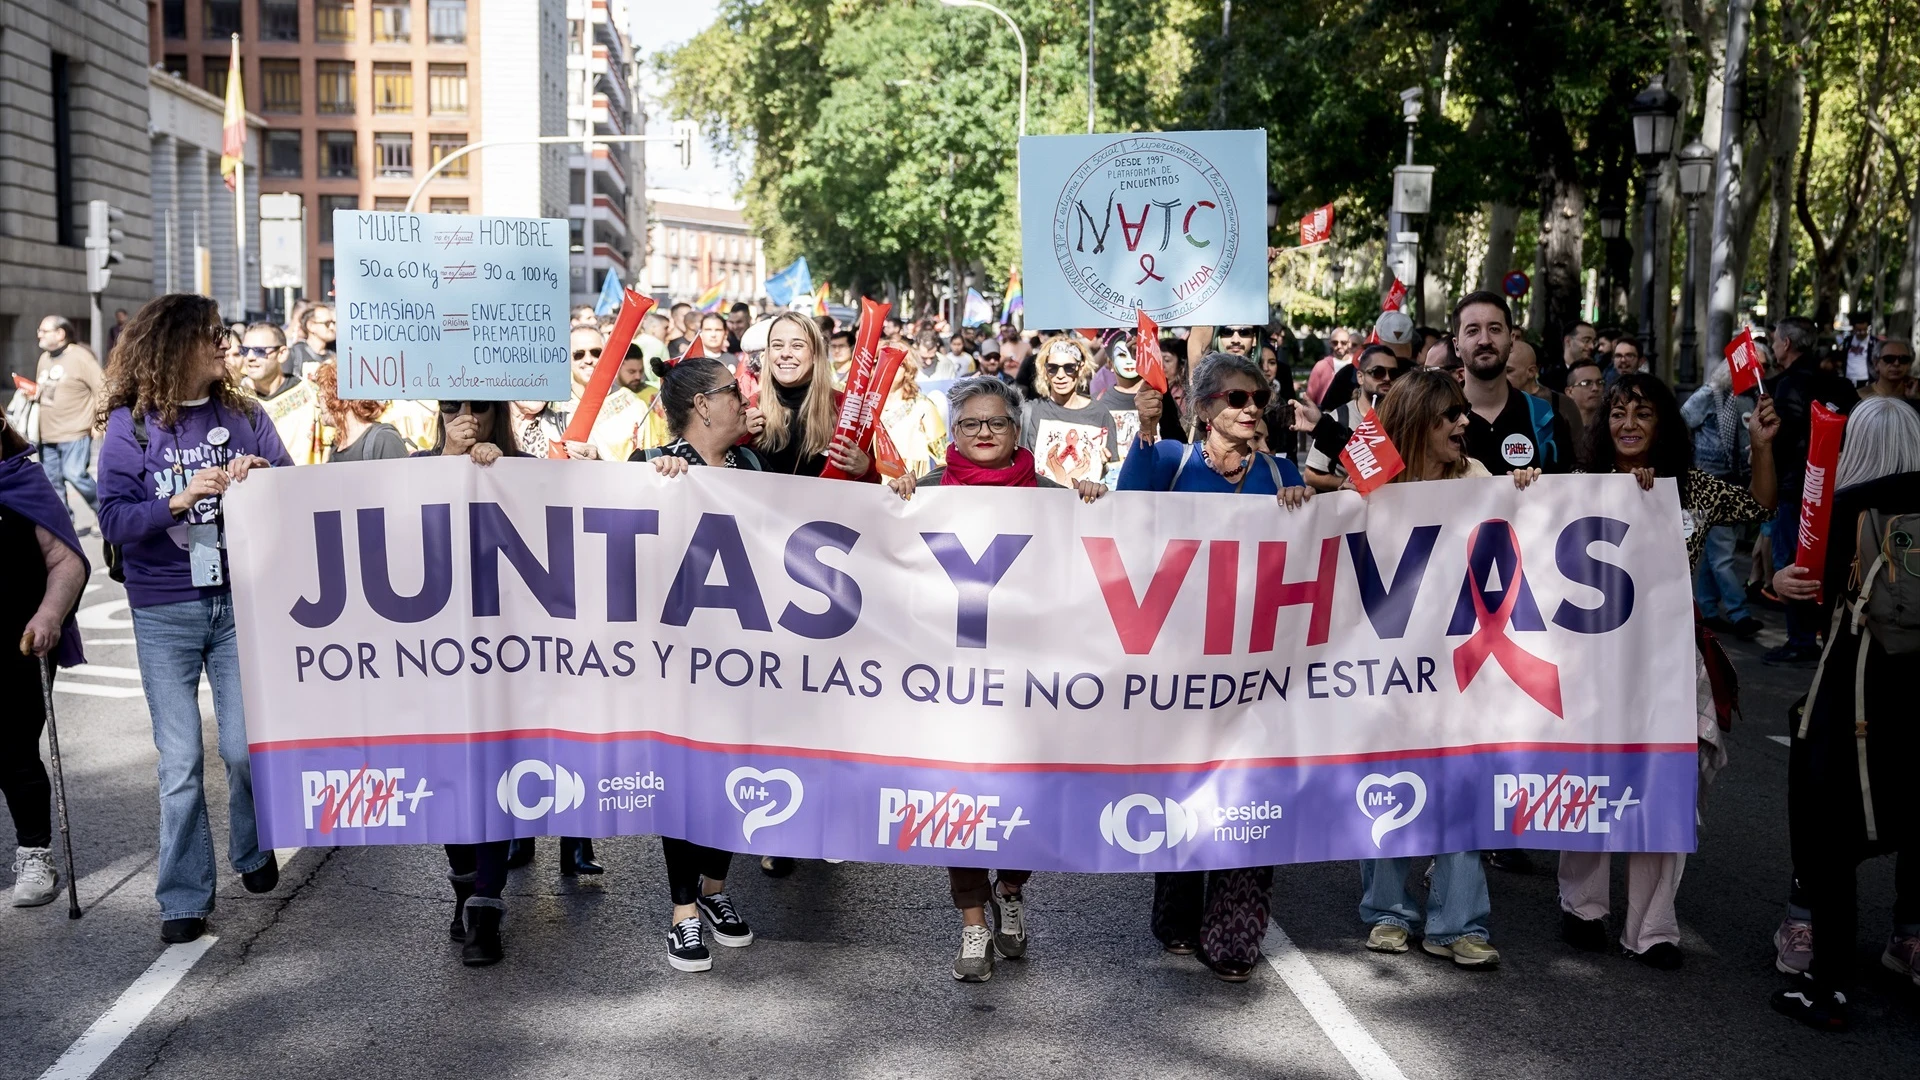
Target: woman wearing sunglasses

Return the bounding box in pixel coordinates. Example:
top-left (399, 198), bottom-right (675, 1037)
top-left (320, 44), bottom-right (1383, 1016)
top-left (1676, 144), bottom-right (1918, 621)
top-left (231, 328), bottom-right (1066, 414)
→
top-left (1302, 344), bottom-right (1404, 492)
top-left (1021, 337), bottom-right (1117, 487)
top-left (1120, 352), bottom-right (1309, 983)
top-left (631, 355), bottom-right (763, 972)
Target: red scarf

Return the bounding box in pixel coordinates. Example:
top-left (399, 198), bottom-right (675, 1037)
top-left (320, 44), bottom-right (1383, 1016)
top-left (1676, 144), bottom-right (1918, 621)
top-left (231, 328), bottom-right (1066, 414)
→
top-left (943, 444), bottom-right (1039, 487)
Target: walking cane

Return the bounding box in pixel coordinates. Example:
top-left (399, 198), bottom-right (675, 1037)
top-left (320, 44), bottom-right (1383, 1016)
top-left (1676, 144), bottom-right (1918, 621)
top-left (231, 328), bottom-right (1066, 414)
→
top-left (36, 654), bottom-right (83, 919)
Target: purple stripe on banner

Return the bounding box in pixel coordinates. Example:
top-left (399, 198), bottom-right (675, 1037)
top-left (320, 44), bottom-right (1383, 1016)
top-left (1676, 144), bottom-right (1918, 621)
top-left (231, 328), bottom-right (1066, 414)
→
top-left (252, 738), bottom-right (1696, 869)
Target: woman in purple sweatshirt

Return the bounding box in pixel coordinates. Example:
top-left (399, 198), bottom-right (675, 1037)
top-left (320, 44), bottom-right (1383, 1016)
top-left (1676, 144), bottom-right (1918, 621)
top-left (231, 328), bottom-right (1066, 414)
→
top-left (96, 295), bottom-right (292, 945)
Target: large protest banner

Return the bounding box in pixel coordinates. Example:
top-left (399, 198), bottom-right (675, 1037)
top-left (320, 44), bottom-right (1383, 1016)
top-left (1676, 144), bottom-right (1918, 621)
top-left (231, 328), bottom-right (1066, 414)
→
top-left (228, 462), bottom-right (1698, 871)
top-left (332, 210), bottom-right (571, 401)
top-left (1018, 130), bottom-right (1269, 329)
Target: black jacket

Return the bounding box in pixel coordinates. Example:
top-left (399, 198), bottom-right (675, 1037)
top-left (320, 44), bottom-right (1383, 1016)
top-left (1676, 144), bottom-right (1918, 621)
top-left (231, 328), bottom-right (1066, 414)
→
top-left (1767, 360), bottom-right (1857, 492)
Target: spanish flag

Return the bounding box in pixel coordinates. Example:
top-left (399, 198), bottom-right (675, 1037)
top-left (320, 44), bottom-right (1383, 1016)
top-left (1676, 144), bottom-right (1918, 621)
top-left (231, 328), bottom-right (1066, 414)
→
top-left (219, 36), bottom-right (246, 192)
top-left (814, 282), bottom-right (830, 317)
top-left (693, 278), bottom-right (726, 314)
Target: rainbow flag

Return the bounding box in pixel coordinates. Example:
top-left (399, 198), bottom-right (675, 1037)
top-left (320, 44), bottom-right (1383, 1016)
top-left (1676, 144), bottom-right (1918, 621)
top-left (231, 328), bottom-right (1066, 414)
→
top-left (1001, 268), bottom-right (1023, 324)
top-left (693, 279), bottom-right (725, 314)
top-left (219, 36), bottom-right (246, 192)
top-left (814, 282), bottom-right (830, 317)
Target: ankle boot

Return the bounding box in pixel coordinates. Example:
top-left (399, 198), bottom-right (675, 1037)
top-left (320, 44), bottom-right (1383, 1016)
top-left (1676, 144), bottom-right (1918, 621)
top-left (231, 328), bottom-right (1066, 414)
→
top-left (559, 837), bottom-right (604, 877)
top-left (461, 897), bottom-right (505, 967)
top-left (447, 872), bottom-right (476, 940)
top-left (505, 838), bottom-right (534, 869)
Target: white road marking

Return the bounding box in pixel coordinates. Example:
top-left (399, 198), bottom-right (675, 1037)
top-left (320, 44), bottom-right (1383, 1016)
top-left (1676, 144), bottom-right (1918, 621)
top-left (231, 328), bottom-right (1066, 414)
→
top-left (82, 637), bottom-right (135, 645)
top-left (76, 600), bottom-right (131, 630)
top-left (52, 682), bottom-right (143, 699)
top-left (68, 664), bottom-right (142, 680)
top-left (1769, 735), bottom-right (1791, 747)
top-left (35, 936), bottom-right (218, 1080)
top-left (1263, 920), bottom-right (1408, 1080)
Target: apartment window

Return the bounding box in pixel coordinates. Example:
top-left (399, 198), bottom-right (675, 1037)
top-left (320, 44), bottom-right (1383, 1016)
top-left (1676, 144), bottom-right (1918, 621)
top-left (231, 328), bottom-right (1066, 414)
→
top-left (321, 132), bottom-right (357, 178)
top-left (203, 63), bottom-right (228, 102)
top-left (567, 19), bottom-right (582, 54)
top-left (260, 59), bottom-right (301, 112)
top-left (428, 0), bottom-right (466, 44)
top-left (51, 54), bottom-right (75, 247)
top-left (428, 133), bottom-right (468, 178)
top-left (162, 0), bottom-right (187, 38)
top-left (318, 195), bottom-right (358, 242)
top-left (371, 1), bottom-right (410, 43)
top-left (264, 130), bottom-right (302, 177)
top-left (316, 0), bottom-right (355, 42)
top-left (319, 259), bottom-right (336, 299)
top-left (204, 0), bottom-right (241, 38)
top-left (316, 60), bottom-right (355, 114)
top-left (374, 197), bottom-right (408, 212)
top-left (372, 62), bottom-right (412, 114)
top-left (427, 63), bottom-right (466, 115)
top-left (162, 55), bottom-right (189, 78)
top-left (429, 198), bottom-right (469, 215)
top-left (374, 132), bottom-right (412, 178)
top-left (259, 0), bottom-right (299, 41)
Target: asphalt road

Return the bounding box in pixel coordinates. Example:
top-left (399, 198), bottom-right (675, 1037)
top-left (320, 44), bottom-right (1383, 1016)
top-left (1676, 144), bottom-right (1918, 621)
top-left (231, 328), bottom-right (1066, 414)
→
top-left (3, 526), bottom-right (1917, 1080)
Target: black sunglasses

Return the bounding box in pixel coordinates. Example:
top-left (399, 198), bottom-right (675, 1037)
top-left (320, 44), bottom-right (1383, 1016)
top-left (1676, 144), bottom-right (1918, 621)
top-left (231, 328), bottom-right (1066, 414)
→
top-left (438, 400), bottom-right (498, 415)
top-left (1044, 362), bottom-right (1083, 376)
top-left (1364, 365), bottom-right (1403, 382)
top-left (1203, 388), bottom-right (1273, 410)
top-left (1222, 326), bottom-right (1259, 337)
top-left (1441, 403), bottom-right (1468, 422)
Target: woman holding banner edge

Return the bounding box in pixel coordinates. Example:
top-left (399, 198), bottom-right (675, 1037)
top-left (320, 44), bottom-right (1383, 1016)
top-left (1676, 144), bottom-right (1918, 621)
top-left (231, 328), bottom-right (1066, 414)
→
top-left (1125, 351), bottom-right (1311, 982)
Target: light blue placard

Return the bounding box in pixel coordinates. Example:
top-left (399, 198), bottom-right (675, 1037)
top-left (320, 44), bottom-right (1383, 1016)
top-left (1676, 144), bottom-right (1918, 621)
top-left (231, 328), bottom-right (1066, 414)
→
top-left (332, 210), bottom-right (572, 400)
top-left (1018, 130), bottom-right (1268, 330)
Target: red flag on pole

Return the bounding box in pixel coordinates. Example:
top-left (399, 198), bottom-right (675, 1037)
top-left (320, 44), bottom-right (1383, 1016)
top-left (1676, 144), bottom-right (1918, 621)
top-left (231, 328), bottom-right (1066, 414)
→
top-left (1725, 325), bottom-right (1766, 396)
top-left (1135, 308), bottom-right (1168, 393)
top-left (681, 333), bottom-right (706, 361)
top-left (555, 289), bottom-right (655, 457)
top-left (1338, 409), bottom-right (1406, 493)
top-left (1299, 204), bottom-right (1334, 247)
top-left (1382, 277), bottom-right (1407, 313)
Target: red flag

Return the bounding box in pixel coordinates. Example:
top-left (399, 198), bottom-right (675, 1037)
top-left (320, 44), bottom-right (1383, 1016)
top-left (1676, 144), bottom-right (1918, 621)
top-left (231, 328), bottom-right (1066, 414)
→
top-left (871, 424), bottom-right (907, 479)
top-left (556, 290), bottom-right (655, 457)
top-left (818, 297), bottom-right (895, 480)
top-left (1135, 309), bottom-right (1168, 394)
top-left (734, 354), bottom-right (759, 404)
top-left (681, 333), bottom-right (706, 361)
top-left (1299, 204), bottom-right (1334, 247)
top-left (1338, 409), bottom-right (1405, 493)
top-left (1793, 402), bottom-right (1847, 602)
top-left (1725, 325), bottom-right (1765, 396)
top-left (1382, 277), bottom-right (1407, 313)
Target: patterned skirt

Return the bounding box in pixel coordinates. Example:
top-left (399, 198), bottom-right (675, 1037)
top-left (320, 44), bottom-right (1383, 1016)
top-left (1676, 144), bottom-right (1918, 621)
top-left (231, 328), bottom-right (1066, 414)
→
top-left (1151, 867), bottom-right (1274, 965)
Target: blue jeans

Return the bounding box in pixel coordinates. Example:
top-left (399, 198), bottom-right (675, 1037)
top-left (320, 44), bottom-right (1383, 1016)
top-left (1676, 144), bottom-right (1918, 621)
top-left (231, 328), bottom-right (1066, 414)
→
top-left (1692, 524), bottom-right (1752, 622)
top-left (1771, 498), bottom-right (1817, 647)
top-left (40, 436), bottom-right (99, 516)
top-left (1359, 852), bottom-right (1490, 945)
top-left (131, 595), bottom-right (267, 920)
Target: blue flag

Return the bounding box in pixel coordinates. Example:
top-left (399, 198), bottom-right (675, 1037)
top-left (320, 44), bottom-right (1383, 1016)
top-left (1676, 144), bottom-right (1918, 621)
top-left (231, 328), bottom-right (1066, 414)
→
top-left (963, 287), bottom-right (994, 327)
top-left (593, 266), bottom-right (625, 316)
top-left (765, 257), bottom-right (813, 307)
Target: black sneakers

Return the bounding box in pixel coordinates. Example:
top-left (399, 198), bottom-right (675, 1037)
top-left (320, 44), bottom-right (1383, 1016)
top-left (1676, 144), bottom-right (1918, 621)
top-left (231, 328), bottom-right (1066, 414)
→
top-left (1560, 911), bottom-right (1610, 953)
top-left (1771, 984), bottom-right (1848, 1031)
top-left (160, 917), bottom-right (206, 944)
top-left (668, 916), bottom-right (712, 972)
top-left (241, 853), bottom-right (279, 894)
top-left (697, 891), bottom-right (754, 947)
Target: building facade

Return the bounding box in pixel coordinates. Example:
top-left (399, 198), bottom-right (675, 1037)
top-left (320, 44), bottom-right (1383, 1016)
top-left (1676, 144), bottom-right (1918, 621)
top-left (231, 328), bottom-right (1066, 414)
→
top-left (566, 0), bottom-right (641, 307)
top-left (148, 0), bottom-right (565, 304)
top-left (643, 192), bottom-right (763, 308)
top-left (149, 68), bottom-right (264, 320)
top-left (2, 0), bottom-right (153, 381)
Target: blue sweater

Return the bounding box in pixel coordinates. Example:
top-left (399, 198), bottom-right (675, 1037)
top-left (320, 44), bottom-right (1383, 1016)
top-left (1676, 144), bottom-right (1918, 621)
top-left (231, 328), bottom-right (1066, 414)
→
top-left (1114, 437), bottom-right (1303, 494)
top-left (98, 400), bottom-right (292, 608)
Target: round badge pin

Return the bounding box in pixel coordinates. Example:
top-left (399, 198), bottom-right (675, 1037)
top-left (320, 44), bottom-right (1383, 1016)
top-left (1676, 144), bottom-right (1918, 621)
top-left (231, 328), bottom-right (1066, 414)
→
top-left (208, 426), bottom-right (231, 447)
top-left (1500, 432), bottom-right (1536, 467)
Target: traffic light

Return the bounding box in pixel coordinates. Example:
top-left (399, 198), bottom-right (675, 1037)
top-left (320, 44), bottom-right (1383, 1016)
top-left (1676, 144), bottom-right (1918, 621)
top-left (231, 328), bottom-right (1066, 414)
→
top-left (85, 199), bottom-right (124, 295)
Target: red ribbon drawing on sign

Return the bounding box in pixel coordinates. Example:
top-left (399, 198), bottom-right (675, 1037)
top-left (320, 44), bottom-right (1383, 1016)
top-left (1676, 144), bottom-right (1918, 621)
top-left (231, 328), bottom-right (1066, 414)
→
top-left (1136, 254), bottom-right (1163, 284)
top-left (1451, 523), bottom-right (1564, 718)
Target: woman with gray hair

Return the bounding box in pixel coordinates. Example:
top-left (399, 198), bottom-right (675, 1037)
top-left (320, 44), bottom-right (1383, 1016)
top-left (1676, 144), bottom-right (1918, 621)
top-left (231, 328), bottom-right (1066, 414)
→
top-left (1768, 394), bottom-right (1920, 1029)
top-left (1121, 352), bottom-right (1309, 983)
top-left (886, 375), bottom-right (1101, 982)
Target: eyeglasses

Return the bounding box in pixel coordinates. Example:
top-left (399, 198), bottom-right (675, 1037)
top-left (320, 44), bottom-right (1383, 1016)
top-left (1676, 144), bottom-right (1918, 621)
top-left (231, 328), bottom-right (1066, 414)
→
top-left (238, 345), bottom-right (279, 360)
top-left (1569, 377), bottom-right (1602, 389)
top-left (697, 380), bottom-right (739, 399)
top-left (955, 416), bottom-right (1015, 437)
top-left (209, 324), bottom-right (233, 345)
top-left (1044, 362), bottom-right (1082, 377)
top-left (1222, 327), bottom-right (1258, 337)
top-left (1202, 388), bottom-right (1273, 410)
top-left (1363, 365), bottom-right (1403, 382)
top-left (1440, 404), bottom-right (1469, 423)
top-left (438, 400), bottom-right (497, 414)
top-left (572, 347), bottom-right (603, 360)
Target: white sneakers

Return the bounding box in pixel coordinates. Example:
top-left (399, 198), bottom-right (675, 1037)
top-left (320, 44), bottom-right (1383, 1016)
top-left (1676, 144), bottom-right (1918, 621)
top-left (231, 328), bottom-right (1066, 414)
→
top-left (11, 846), bottom-right (58, 908)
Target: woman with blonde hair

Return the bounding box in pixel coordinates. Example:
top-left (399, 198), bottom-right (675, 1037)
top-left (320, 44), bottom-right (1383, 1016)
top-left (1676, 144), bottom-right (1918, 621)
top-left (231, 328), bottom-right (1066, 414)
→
top-left (880, 353), bottom-right (947, 477)
top-left (1021, 336), bottom-right (1117, 486)
top-left (748, 310), bottom-right (876, 480)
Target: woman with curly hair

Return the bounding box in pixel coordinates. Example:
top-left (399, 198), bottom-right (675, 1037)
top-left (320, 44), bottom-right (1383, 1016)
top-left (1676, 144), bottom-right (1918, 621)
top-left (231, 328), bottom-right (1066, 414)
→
top-left (95, 294), bottom-right (292, 945)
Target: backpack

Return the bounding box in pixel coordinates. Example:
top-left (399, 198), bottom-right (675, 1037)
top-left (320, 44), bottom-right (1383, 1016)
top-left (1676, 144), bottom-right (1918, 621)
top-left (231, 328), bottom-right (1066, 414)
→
top-left (1851, 510), bottom-right (1920, 654)
top-left (1521, 392), bottom-right (1562, 471)
top-left (102, 412), bottom-right (147, 584)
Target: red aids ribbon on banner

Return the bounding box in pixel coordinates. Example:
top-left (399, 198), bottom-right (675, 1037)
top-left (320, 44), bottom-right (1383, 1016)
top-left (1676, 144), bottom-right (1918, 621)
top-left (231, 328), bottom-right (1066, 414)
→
top-left (557, 289), bottom-right (654, 458)
top-left (1382, 277), bottom-right (1407, 313)
top-left (1338, 410), bottom-right (1405, 493)
top-left (1299, 203), bottom-right (1334, 247)
top-left (818, 298), bottom-right (895, 480)
top-left (1451, 522), bottom-right (1565, 718)
top-left (1725, 325), bottom-right (1766, 397)
top-left (1794, 401), bottom-right (1847, 602)
top-left (1135, 308), bottom-right (1168, 394)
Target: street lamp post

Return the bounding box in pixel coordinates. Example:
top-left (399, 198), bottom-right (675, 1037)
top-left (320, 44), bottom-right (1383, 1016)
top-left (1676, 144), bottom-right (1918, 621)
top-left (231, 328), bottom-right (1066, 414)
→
top-left (1086, 0), bottom-right (1096, 132)
top-left (1598, 205), bottom-right (1624, 325)
top-left (1675, 139), bottom-right (1714, 387)
top-left (1628, 75), bottom-right (1679, 363)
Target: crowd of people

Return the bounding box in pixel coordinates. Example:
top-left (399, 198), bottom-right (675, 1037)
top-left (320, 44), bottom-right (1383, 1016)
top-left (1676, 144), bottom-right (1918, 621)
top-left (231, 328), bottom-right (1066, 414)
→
top-left (2, 283), bottom-right (1916, 1031)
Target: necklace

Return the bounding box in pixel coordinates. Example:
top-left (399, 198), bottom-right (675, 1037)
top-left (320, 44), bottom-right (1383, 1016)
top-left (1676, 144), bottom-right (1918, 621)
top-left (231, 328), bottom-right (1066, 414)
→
top-left (1201, 437), bottom-right (1250, 478)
